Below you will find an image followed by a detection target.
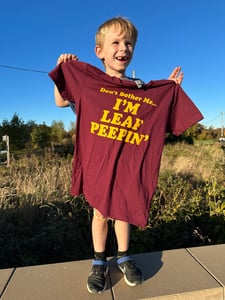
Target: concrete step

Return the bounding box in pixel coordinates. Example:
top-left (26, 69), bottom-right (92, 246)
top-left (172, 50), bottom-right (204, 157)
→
top-left (0, 244), bottom-right (224, 299)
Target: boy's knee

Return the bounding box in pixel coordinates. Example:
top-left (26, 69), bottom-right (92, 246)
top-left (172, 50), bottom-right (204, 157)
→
top-left (93, 208), bottom-right (106, 220)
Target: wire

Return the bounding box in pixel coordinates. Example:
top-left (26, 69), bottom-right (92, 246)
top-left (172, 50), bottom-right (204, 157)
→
top-left (0, 64), bottom-right (48, 74)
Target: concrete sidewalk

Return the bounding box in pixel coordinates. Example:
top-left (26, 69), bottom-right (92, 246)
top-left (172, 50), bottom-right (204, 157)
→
top-left (0, 244), bottom-right (224, 299)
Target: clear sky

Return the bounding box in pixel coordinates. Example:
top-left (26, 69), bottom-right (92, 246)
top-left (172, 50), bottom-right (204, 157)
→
top-left (0, 0), bottom-right (225, 130)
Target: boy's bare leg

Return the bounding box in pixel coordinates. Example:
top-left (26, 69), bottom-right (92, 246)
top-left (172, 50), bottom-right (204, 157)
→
top-left (114, 220), bottom-right (130, 252)
top-left (92, 209), bottom-right (108, 252)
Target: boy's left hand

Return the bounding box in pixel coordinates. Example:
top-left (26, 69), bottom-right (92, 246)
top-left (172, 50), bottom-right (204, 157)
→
top-left (168, 67), bottom-right (183, 85)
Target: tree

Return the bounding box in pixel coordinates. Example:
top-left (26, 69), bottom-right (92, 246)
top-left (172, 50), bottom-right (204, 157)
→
top-left (186, 123), bottom-right (205, 139)
top-left (0, 114), bottom-right (35, 151)
top-left (67, 121), bottom-right (76, 143)
top-left (30, 124), bottom-right (51, 149)
top-left (50, 121), bottom-right (66, 143)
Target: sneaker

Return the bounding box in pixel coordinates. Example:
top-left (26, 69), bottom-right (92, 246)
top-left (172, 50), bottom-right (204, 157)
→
top-left (87, 260), bottom-right (108, 294)
top-left (117, 256), bottom-right (144, 286)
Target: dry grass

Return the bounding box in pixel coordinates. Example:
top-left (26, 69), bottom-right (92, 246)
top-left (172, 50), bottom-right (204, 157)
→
top-left (161, 143), bottom-right (225, 182)
top-left (0, 155), bottom-right (72, 209)
top-left (0, 143), bottom-right (224, 210)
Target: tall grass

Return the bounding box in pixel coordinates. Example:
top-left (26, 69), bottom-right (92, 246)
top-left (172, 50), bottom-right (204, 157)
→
top-left (161, 143), bottom-right (225, 182)
top-left (0, 155), bottom-right (72, 208)
top-left (1, 143), bottom-right (224, 206)
top-left (0, 143), bottom-right (224, 268)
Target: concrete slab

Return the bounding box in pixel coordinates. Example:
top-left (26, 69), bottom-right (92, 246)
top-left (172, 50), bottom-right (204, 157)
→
top-left (110, 249), bottom-right (223, 300)
top-left (139, 288), bottom-right (223, 300)
top-left (1, 260), bottom-right (113, 300)
top-left (0, 268), bottom-right (14, 297)
top-left (187, 244), bottom-right (225, 287)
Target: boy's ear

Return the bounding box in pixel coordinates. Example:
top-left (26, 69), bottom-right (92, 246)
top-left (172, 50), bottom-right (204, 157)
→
top-left (95, 45), bottom-right (103, 59)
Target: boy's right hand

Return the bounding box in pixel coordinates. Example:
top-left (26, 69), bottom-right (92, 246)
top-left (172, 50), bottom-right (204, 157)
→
top-left (57, 53), bottom-right (79, 65)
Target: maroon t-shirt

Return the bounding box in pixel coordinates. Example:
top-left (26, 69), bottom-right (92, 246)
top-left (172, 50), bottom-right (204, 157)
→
top-left (49, 61), bottom-right (203, 227)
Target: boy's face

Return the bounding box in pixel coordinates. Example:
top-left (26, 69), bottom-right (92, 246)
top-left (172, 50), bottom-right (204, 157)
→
top-left (95, 25), bottom-right (135, 78)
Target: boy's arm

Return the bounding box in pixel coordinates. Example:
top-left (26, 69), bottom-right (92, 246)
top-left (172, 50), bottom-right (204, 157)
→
top-left (54, 86), bottom-right (70, 107)
top-left (54, 53), bottom-right (79, 107)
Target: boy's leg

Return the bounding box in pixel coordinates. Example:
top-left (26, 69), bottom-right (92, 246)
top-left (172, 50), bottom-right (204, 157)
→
top-left (114, 220), bottom-right (130, 252)
top-left (115, 220), bottom-right (144, 286)
top-left (87, 209), bottom-right (109, 294)
top-left (92, 209), bottom-right (108, 252)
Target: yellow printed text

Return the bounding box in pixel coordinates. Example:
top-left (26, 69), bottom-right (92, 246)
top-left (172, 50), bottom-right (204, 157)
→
top-left (100, 110), bottom-right (144, 130)
top-left (90, 122), bottom-right (149, 145)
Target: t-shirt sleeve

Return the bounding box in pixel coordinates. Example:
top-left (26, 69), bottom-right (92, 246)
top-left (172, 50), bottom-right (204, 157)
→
top-left (167, 84), bottom-right (203, 135)
top-left (48, 63), bottom-right (75, 102)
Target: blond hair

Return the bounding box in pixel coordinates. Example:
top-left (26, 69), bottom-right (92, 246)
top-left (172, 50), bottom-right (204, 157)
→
top-left (95, 17), bottom-right (138, 47)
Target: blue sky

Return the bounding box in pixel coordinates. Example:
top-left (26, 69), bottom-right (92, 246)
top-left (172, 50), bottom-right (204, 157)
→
top-left (0, 0), bottom-right (225, 130)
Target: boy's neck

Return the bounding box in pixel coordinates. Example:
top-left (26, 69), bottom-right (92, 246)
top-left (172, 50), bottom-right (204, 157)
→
top-left (105, 70), bottom-right (127, 79)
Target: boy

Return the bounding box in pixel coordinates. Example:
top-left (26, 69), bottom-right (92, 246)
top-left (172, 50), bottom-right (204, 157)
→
top-left (49, 17), bottom-right (203, 294)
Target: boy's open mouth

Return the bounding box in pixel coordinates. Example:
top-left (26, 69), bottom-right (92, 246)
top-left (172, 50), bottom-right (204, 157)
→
top-left (116, 56), bottom-right (128, 61)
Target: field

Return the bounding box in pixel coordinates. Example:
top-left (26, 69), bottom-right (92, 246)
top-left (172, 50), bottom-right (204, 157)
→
top-left (0, 143), bottom-right (224, 269)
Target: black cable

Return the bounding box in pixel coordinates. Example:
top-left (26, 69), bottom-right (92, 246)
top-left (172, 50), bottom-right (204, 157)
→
top-left (0, 64), bottom-right (48, 74)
